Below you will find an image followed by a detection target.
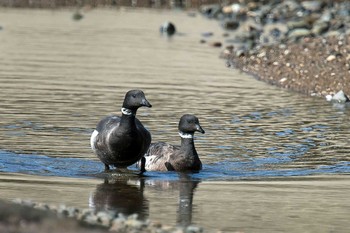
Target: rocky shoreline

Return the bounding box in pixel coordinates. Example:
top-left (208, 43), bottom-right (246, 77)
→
top-left (198, 0), bottom-right (350, 99)
top-left (226, 35), bottom-right (350, 98)
top-left (0, 199), bottom-right (203, 233)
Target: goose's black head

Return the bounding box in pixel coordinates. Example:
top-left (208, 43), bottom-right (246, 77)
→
top-left (122, 90), bottom-right (152, 110)
top-left (178, 114), bottom-right (205, 134)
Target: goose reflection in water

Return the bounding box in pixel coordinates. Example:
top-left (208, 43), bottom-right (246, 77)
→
top-left (177, 174), bottom-right (200, 227)
top-left (89, 173), bottom-right (200, 228)
top-left (89, 176), bottom-right (149, 219)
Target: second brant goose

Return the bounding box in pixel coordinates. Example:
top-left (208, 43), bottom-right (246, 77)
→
top-left (141, 114), bottom-right (204, 172)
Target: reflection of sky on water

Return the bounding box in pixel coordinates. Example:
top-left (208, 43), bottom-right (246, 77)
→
top-left (1, 150), bottom-right (349, 181)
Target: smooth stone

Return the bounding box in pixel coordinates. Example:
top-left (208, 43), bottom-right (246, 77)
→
top-left (222, 20), bottom-right (240, 30)
top-left (201, 32), bottom-right (213, 37)
top-left (222, 3), bottom-right (247, 15)
top-left (84, 214), bottom-right (99, 225)
top-left (260, 23), bottom-right (288, 44)
top-left (301, 1), bottom-right (324, 12)
top-left (235, 49), bottom-right (246, 57)
top-left (332, 90), bottom-right (349, 103)
top-left (109, 219), bottom-right (126, 232)
top-left (326, 54), bottom-right (336, 62)
top-left (72, 11), bottom-right (83, 21)
top-left (125, 219), bottom-right (147, 230)
top-left (320, 10), bottom-right (333, 22)
top-left (312, 21), bottom-right (330, 35)
top-left (288, 28), bottom-right (312, 39)
top-left (209, 41), bottom-right (222, 47)
top-left (185, 225), bottom-right (203, 233)
top-left (328, 90), bottom-right (350, 103)
top-left (287, 20), bottom-right (310, 30)
top-left (96, 212), bottom-right (112, 227)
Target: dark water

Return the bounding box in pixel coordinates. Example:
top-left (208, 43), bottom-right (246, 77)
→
top-left (0, 8), bottom-right (350, 232)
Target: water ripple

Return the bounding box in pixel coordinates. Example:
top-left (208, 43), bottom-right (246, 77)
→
top-left (1, 150), bottom-right (349, 181)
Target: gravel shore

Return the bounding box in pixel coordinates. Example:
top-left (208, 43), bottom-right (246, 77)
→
top-left (199, 0), bottom-right (350, 99)
top-left (0, 199), bottom-right (203, 233)
top-left (226, 35), bottom-right (350, 98)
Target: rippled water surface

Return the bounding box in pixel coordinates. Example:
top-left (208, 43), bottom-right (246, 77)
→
top-left (0, 8), bottom-right (350, 232)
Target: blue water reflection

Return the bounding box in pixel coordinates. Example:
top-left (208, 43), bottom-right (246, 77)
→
top-left (1, 150), bottom-right (349, 181)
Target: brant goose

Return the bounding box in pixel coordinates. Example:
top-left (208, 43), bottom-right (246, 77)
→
top-left (90, 90), bottom-right (152, 173)
top-left (160, 21), bottom-right (176, 36)
top-left (141, 114), bottom-right (204, 172)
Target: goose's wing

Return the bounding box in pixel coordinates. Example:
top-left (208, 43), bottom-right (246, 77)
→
top-left (90, 114), bottom-right (121, 151)
top-left (96, 114), bottom-right (121, 132)
top-left (144, 142), bottom-right (180, 171)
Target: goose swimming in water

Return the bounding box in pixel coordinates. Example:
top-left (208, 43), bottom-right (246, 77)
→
top-left (140, 114), bottom-right (204, 172)
top-left (90, 90), bottom-right (152, 173)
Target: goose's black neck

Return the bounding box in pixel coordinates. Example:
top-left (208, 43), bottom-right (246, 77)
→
top-left (179, 132), bottom-right (197, 155)
top-left (120, 108), bottom-right (137, 129)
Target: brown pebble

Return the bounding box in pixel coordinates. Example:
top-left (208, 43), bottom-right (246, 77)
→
top-left (209, 42), bottom-right (222, 47)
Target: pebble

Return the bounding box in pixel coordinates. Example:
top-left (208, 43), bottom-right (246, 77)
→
top-left (72, 11), bottom-right (83, 21)
top-left (96, 211), bottom-right (112, 227)
top-left (326, 55), bottom-right (336, 62)
top-left (326, 90), bottom-right (350, 103)
top-left (201, 32), bottom-right (213, 37)
top-left (222, 20), bottom-right (239, 30)
top-left (288, 28), bottom-right (312, 40)
top-left (301, 1), bottom-right (324, 12)
top-left (280, 78), bottom-right (287, 83)
top-left (185, 225), bottom-right (203, 233)
top-left (109, 219), bottom-right (126, 232)
top-left (311, 21), bottom-right (329, 35)
top-left (209, 41), bottom-right (222, 47)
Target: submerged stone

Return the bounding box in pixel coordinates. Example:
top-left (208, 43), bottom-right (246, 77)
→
top-left (222, 20), bottom-right (240, 30)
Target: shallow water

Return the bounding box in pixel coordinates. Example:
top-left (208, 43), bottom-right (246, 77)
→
top-left (0, 8), bottom-right (350, 232)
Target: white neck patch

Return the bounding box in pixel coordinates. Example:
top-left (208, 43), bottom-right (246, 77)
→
top-left (121, 107), bottom-right (133, 116)
top-left (179, 131), bottom-right (193, 139)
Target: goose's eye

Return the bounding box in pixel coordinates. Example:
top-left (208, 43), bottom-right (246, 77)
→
top-left (132, 94), bottom-right (136, 98)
